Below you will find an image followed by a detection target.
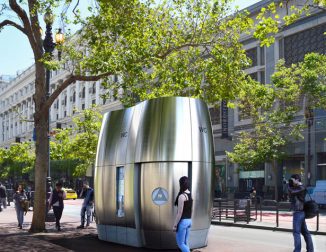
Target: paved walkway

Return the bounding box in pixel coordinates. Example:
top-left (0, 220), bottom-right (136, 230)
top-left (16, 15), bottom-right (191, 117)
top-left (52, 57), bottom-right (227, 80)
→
top-left (0, 201), bottom-right (325, 251)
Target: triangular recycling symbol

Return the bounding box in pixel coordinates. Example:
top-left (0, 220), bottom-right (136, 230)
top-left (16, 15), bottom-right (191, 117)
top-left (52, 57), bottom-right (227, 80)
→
top-left (154, 188), bottom-right (168, 202)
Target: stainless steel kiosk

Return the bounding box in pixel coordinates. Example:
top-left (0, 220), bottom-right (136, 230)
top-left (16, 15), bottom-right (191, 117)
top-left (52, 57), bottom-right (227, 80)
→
top-left (95, 96), bottom-right (214, 249)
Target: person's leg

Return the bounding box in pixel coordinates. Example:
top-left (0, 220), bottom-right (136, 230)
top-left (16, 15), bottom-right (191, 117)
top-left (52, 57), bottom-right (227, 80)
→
top-left (293, 211), bottom-right (303, 252)
top-left (301, 218), bottom-right (314, 252)
top-left (1, 198), bottom-right (6, 209)
top-left (15, 207), bottom-right (20, 227)
top-left (78, 206), bottom-right (86, 227)
top-left (176, 219), bottom-right (191, 252)
top-left (86, 205), bottom-right (92, 226)
top-left (19, 209), bottom-right (24, 228)
top-left (53, 207), bottom-right (60, 229)
top-left (184, 219), bottom-right (192, 246)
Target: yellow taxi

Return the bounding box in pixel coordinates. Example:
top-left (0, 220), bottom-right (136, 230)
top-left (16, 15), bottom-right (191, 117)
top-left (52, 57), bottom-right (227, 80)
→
top-left (63, 188), bottom-right (78, 200)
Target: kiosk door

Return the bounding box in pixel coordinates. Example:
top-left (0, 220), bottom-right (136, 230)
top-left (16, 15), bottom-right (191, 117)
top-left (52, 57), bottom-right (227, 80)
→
top-left (140, 162), bottom-right (188, 249)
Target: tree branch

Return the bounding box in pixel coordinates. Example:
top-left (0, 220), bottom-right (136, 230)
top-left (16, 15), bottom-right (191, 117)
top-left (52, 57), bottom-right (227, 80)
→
top-left (9, 0), bottom-right (37, 53)
top-left (157, 42), bottom-right (212, 59)
top-left (0, 19), bottom-right (27, 35)
top-left (37, 72), bottom-right (113, 118)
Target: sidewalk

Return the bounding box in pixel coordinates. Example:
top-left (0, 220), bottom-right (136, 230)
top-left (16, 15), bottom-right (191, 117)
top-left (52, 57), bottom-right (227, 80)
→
top-left (1, 202), bottom-right (325, 252)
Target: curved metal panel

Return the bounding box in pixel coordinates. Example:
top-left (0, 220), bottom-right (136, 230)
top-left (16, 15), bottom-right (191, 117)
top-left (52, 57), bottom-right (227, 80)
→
top-left (191, 162), bottom-right (213, 229)
top-left (95, 113), bottom-right (110, 168)
top-left (135, 99), bottom-right (162, 162)
top-left (190, 98), bottom-right (214, 163)
top-left (103, 110), bottom-right (124, 166)
top-left (126, 102), bottom-right (144, 164)
top-left (115, 107), bottom-right (135, 166)
top-left (159, 97), bottom-right (192, 161)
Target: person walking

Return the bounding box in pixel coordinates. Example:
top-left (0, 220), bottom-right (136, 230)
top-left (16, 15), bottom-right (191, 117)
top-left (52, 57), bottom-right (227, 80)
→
top-left (0, 183), bottom-right (7, 210)
top-left (13, 184), bottom-right (27, 229)
top-left (49, 182), bottom-right (66, 231)
top-left (77, 181), bottom-right (94, 229)
top-left (173, 176), bottom-right (193, 252)
top-left (288, 174), bottom-right (314, 252)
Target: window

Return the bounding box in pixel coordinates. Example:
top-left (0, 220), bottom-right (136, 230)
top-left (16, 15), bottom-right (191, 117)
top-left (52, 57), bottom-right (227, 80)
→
top-left (284, 23), bottom-right (326, 65)
top-left (116, 167), bottom-right (125, 218)
top-left (260, 46), bottom-right (265, 65)
top-left (72, 91), bottom-right (76, 102)
top-left (82, 87), bottom-right (86, 98)
top-left (92, 99), bottom-right (96, 105)
top-left (82, 104), bottom-right (85, 110)
top-left (92, 83), bottom-right (96, 94)
top-left (246, 48), bottom-right (257, 67)
top-left (209, 106), bottom-right (221, 125)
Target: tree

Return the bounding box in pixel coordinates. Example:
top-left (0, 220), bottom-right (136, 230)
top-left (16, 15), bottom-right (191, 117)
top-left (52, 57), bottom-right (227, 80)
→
top-left (227, 53), bottom-right (326, 199)
top-left (0, 142), bottom-right (35, 181)
top-left (0, 0), bottom-right (112, 232)
top-left (50, 106), bottom-right (102, 177)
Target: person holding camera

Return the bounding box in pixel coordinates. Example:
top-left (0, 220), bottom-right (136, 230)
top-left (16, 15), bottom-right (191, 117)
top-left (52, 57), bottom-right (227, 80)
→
top-left (288, 174), bottom-right (314, 252)
top-left (13, 184), bottom-right (27, 229)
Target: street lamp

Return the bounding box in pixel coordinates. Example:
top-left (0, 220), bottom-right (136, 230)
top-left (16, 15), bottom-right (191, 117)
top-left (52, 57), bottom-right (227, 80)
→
top-left (43, 8), bottom-right (64, 213)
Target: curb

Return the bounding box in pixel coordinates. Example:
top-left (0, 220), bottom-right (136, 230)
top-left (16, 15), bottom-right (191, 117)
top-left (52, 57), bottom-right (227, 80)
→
top-left (211, 221), bottom-right (326, 236)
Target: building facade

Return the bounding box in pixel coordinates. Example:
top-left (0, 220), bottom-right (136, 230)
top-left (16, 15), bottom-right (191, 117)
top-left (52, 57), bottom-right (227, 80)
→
top-left (0, 65), bottom-right (123, 148)
top-left (212, 0), bottom-right (326, 198)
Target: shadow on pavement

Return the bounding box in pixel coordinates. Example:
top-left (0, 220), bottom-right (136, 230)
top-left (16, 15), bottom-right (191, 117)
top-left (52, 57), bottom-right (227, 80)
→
top-left (41, 233), bottom-right (179, 252)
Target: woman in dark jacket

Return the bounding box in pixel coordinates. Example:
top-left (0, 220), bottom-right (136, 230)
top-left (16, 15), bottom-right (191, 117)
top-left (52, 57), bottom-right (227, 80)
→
top-left (173, 176), bottom-right (193, 252)
top-left (49, 182), bottom-right (66, 231)
top-left (13, 184), bottom-right (27, 229)
top-left (288, 174), bottom-right (314, 252)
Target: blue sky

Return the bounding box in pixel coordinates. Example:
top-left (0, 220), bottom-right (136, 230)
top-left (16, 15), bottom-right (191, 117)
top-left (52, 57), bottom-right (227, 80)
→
top-left (0, 0), bottom-right (261, 76)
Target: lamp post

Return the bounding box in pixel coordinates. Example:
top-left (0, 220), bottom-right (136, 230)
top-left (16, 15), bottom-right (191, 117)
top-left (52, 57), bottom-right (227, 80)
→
top-left (43, 8), bottom-right (64, 212)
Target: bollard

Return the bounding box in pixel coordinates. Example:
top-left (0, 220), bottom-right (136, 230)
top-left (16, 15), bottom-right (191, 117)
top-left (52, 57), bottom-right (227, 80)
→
top-left (276, 202), bottom-right (279, 227)
top-left (246, 199), bottom-right (250, 224)
top-left (316, 210), bottom-right (319, 232)
top-left (219, 200), bottom-right (222, 222)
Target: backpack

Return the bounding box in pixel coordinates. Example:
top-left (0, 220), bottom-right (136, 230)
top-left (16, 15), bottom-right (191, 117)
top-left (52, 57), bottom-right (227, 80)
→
top-left (304, 193), bottom-right (319, 219)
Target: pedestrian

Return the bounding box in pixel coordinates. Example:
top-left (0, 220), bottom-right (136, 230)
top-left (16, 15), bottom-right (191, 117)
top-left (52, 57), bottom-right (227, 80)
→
top-left (13, 184), bottom-right (27, 229)
top-left (173, 176), bottom-right (193, 252)
top-left (77, 181), bottom-right (94, 229)
top-left (288, 174), bottom-right (314, 252)
top-left (0, 182), bottom-right (7, 209)
top-left (49, 182), bottom-right (66, 231)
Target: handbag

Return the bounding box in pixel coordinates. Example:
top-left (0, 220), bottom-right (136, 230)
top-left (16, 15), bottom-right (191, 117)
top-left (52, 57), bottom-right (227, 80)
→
top-left (304, 192), bottom-right (318, 219)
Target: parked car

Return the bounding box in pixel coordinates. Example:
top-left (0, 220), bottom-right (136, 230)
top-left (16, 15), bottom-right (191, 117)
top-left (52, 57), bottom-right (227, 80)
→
top-left (312, 180), bottom-right (326, 207)
top-left (63, 188), bottom-right (77, 200)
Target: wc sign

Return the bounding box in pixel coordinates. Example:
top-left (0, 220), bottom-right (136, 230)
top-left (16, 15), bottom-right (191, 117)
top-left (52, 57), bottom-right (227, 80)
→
top-left (152, 187), bottom-right (169, 206)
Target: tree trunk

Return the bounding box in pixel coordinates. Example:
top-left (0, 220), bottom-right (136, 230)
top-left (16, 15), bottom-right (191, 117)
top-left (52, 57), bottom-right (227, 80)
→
top-left (30, 61), bottom-right (48, 232)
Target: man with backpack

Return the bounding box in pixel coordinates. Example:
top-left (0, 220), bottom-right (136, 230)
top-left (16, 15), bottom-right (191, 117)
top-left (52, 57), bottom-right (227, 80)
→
top-left (288, 174), bottom-right (314, 252)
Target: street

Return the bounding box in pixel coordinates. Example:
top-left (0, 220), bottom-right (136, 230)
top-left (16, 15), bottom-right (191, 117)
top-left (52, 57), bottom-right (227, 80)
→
top-left (0, 199), bottom-right (326, 251)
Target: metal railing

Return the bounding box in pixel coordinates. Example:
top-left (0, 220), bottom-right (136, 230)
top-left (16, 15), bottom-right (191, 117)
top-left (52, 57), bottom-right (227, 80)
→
top-left (212, 198), bottom-right (321, 232)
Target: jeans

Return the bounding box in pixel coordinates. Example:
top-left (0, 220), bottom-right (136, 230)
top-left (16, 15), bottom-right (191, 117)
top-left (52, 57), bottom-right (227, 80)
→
top-left (53, 206), bottom-right (63, 228)
top-left (176, 218), bottom-right (192, 252)
top-left (1, 198), bottom-right (6, 208)
top-left (15, 207), bottom-right (24, 226)
top-left (81, 205), bottom-right (93, 226)
top-left (293, 211), bottom-right (314, 252)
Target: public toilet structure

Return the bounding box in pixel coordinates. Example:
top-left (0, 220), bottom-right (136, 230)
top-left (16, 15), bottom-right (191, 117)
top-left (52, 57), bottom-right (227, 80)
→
top-left (94, 96), bottom-right (214, 249)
